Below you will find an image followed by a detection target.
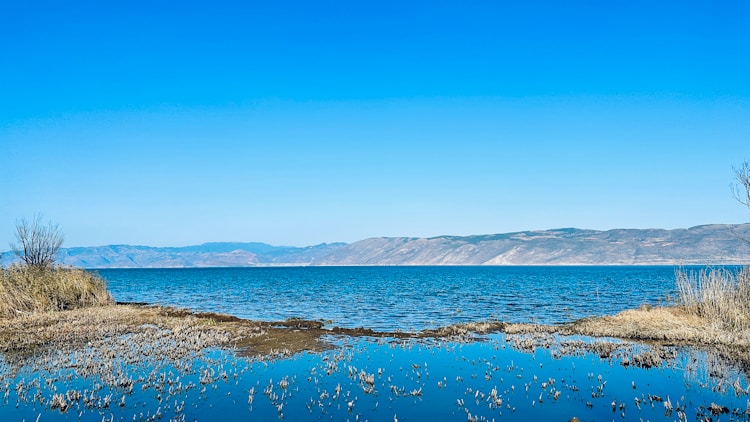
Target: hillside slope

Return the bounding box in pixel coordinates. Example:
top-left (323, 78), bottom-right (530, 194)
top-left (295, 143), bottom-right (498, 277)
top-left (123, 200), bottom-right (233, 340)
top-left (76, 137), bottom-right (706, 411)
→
top-left (317, 224), bottom-right (750, 265)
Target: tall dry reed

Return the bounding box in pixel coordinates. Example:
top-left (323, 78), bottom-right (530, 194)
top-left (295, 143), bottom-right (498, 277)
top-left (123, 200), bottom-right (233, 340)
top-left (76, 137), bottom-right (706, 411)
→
top-left (0, 264), bottom-right (113, 318)
top-left (675, 266), bottom-right (750, 331)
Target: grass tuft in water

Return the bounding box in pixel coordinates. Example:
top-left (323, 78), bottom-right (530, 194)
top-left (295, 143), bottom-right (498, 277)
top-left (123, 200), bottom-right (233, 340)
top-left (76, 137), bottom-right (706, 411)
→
top-left (0, 264), bottom-right (113, 318)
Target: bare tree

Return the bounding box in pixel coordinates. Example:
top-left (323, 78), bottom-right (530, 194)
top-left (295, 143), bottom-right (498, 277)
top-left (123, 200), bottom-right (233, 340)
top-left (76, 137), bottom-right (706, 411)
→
top-left (11, 215), bottom-right (64, 267)
top-left (733, 160), bottom-right (750, 211)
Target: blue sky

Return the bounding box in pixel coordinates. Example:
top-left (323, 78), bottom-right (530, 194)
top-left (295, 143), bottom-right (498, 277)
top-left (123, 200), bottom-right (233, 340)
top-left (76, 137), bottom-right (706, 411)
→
top-left (2, 1), bottom-right (750, 247)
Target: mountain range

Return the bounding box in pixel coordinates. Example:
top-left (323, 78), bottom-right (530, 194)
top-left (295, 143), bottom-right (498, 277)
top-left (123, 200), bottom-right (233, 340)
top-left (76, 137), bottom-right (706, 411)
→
top-left (2, 224), bottom-right (749, 268)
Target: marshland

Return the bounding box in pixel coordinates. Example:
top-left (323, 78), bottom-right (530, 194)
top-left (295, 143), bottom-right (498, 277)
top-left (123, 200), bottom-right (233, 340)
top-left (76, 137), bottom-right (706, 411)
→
top-left (2, 264), bottom-right (750, 421)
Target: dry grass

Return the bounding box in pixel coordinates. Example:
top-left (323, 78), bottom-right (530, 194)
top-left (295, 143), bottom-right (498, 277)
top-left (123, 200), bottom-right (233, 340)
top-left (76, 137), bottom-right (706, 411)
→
top-left (505, 306), bottom-right (750, 372)
top-left (568, 307), bottom-right (717, 342)
top-left (505, 303), bottom-right (750, 350)
top-left (0, 303), bottom-right (334, 358)
top-left (676, 266), bottom-right (750, 331)
top-left (0, 264), bottom-right (113, 318)
top-left (0, 304), bottom-right (249, 355)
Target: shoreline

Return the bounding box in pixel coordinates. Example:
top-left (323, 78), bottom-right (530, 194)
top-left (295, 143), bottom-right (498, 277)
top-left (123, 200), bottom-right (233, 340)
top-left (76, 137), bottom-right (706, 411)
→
top-left (82, 262), bottom-right (750, 269)
top-left (2, 303), bottom-right (749, 420)
top-left (2, 303), bottom-right (749, 371)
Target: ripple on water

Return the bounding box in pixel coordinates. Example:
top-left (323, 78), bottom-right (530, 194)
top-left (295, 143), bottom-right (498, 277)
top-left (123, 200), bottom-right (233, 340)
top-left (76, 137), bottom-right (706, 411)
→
top-left (100, 266), bottom-right (689, 330)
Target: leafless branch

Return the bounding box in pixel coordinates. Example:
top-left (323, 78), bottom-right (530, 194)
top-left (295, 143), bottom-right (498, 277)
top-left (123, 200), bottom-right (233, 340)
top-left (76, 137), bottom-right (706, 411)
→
top-left (733, 160), bottom-right (750, 211)
top-left (10, 214), bottom-right (64, 268)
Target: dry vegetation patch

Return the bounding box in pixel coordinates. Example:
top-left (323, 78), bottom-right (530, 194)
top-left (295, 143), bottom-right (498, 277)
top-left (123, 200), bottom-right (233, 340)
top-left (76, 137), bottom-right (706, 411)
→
top-left (0, 304), bottom-right (340, 358)
top-left (0, 305), bottom-right (225, 354)
top-left (676, 266), bottom-right (750, 331)
top-left (0, 265), bottom-right (113, 318)
top-left (505, 306), bottom-right (750, 348)
top-left (568, 306), bottom-right (714, 343)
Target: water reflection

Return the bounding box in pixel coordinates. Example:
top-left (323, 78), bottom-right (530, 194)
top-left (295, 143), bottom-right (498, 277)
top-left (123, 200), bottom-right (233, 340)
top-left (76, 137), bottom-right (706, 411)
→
top-left (1, 334), bottom-right (748, 421)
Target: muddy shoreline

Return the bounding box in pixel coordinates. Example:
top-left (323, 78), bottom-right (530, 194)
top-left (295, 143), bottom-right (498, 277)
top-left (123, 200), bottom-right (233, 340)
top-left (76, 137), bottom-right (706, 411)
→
top-left (2, 303), bottom-right (750, 421)
top-left (1, 303), bottom-right (749, 372)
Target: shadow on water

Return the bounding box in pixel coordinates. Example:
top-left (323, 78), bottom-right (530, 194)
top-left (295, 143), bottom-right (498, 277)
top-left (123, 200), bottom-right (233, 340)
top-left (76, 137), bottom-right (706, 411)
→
top-left (1, 333), bottom-right (749, 421)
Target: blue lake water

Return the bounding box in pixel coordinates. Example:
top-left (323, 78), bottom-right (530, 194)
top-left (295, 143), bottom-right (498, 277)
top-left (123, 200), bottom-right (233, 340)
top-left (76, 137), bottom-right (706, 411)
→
top-left (2, 334), bottom-right (748, 421)
top-left (99, 266), bottom-right (682, 331)
top-left (3, 265), bottom-right (750, 421)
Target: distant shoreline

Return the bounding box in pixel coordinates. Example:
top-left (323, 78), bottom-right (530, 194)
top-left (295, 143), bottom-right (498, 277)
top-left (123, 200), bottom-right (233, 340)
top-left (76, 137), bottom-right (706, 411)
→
top-left (4, 223), bottom-right (748, 268)
top-left (83, 263), bottom-right (746, 270)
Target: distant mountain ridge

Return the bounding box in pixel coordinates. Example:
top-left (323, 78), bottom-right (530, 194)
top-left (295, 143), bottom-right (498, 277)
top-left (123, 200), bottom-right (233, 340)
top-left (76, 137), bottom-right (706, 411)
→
top-left (1, 224), bottom-right (749, 268)
top-left (48, 242), bottom-right (344, 268)
top-left (318, 224), bottom-right (750, 266)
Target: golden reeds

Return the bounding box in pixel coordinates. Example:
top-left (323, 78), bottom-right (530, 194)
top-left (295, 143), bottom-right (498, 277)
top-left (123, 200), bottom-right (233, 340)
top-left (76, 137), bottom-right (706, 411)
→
top-left (676, 266), bottom-right (750, 331)
top-left (0, 264), bottom-right (113, 318)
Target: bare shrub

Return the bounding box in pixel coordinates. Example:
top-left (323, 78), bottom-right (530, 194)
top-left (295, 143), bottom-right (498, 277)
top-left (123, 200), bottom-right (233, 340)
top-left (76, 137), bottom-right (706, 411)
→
top-left (10, 214), bottom-right (64, 268)
top-left (733, 160), bottom-right (750, 211)
top-left (675, 267), bottom-right (750, 331)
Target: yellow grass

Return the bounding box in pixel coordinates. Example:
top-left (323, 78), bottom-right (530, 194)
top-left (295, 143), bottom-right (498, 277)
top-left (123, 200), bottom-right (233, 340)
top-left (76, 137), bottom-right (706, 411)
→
top-left (676, 266), bottom-right (750, 331)
top-left (0, 264), bottom-right (113, 318)
top-left (0, 304), bottom-right (324, 358)
top-left (569, 307), bottom-right (729, 343)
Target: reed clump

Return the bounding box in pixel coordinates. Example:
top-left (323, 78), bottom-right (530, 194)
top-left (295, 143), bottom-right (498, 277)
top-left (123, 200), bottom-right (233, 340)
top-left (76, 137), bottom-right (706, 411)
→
top-left (676, 266), bottom-right (750, 331)
top-left (0, 264), bottom-right (113, 318)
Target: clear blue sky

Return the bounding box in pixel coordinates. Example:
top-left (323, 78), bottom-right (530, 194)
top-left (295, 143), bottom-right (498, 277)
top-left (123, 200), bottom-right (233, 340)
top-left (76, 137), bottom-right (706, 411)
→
top-left (2, 1), bottom-right (750, 247)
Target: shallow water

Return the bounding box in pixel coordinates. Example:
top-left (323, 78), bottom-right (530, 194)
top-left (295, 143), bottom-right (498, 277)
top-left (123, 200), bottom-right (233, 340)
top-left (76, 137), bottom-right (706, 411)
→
top-left (99, 266), bottom-right (683, 331)
top-left (3, 266), bottom-right (747, 421)
top-left (2, 334), bottom-right (748, 421)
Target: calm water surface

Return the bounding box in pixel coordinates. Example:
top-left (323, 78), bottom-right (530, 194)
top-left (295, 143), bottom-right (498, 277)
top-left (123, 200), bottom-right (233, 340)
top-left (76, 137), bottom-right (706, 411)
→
top-left (100, 266), bottom-right (680, 330)
top-left (3, 334), bottom-right (748, 422)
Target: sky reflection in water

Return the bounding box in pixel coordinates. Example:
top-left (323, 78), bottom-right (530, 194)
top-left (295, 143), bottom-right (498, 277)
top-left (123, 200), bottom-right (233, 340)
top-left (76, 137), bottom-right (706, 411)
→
top-left (2, 334), bottom-right (748, 421)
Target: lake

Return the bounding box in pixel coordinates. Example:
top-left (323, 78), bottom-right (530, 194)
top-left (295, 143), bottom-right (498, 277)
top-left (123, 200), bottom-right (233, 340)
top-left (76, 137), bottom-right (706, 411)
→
top-left (99, 266), bottom-right (681, 331)
top-left (2, 266), bottom-right (749, 421)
